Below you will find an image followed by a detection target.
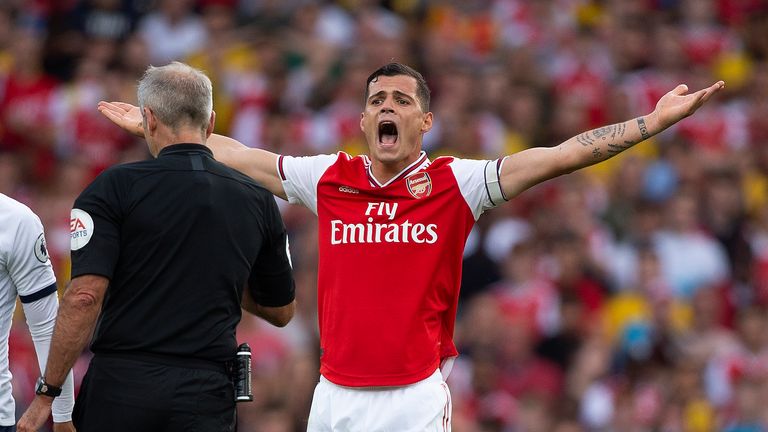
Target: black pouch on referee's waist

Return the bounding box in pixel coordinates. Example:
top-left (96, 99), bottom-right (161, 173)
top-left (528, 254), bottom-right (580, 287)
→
top-left (227, 343), bottom-right (253, 402)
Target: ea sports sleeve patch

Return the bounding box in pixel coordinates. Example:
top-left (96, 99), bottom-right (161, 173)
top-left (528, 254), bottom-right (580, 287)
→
top-left (70, 171), bottom-right (123, 280)
top-left (70, 208), bottom-right (94, 251)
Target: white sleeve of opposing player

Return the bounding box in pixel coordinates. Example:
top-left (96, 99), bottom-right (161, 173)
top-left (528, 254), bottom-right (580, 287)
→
top-left (8, 207), bottom-right (56, 299)
top-left (277, 153), bottom-right (339, 214)
top-left (22, 294), bottom-right (75, 423)
top-left (449, 157), bottom-right (509, 220)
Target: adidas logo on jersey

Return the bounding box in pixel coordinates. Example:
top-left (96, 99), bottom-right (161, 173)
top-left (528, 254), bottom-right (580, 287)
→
top-left (338, 186), bottom-right (359, 194)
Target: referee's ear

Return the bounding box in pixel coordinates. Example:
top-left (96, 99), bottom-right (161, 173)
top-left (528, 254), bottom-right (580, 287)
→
top-left (205, 111), bottom-right (216, 139)
top-left (144, 106), bottom-right (158, 135)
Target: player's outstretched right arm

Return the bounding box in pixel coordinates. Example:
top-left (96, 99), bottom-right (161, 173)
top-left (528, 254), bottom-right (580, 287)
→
top-left (496, 81), bottom-right (725, 199)
top-left (97, 101), bottom-right (287, 199)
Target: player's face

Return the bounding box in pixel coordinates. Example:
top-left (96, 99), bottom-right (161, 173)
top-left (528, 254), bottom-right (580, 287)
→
top-left (361, 75), bottom-right (432, 172)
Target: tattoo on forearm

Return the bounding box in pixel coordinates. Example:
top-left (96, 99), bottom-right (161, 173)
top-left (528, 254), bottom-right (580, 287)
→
top-left (637, 117), bottom-right (650, 140)
top-left (578, 120), bottom-right (640, 161)
top-left (607, 143), bottom-right (631, 155)
top-left (577, 132), bottom-right (595, 147)
top-left (593, 126), bottom-right (614, 140)
top-left (616, 122), bottom-right (626, 138)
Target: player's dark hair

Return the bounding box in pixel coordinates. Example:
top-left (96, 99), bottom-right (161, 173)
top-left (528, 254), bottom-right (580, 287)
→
top-left (365, 63), bottom-right (431, 112)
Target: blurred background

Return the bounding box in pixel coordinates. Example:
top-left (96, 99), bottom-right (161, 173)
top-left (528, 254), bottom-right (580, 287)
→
top-left (4, 0), bottom-right (768, 430)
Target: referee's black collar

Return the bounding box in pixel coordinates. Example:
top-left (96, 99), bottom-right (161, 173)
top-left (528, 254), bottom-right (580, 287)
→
top-left (158, 143), bottom-right (213, 158)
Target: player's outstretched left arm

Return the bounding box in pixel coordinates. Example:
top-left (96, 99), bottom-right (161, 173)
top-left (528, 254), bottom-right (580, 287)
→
top-left (498, 81), bottom-right (725, 199)
top-left (97, 101), bottom-right (287, 200)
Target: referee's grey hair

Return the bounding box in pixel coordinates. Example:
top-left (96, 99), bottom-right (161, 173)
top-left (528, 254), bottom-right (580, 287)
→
top-left (137, 62), bottom-right (213, 133)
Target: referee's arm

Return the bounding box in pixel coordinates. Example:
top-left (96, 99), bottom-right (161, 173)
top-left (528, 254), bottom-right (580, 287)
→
top-left (243, 190), bottom-right (296, 327)
top-left (17, 274), bottom-right (107, 432)
top-left (242, 287), bottom-right (295, 327)
top-left (44, 275), bottom-right (107, 386)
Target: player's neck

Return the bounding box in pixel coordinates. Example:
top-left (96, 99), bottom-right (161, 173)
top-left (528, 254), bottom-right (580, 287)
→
top-left (369, 156), bottom-right (419, 184)
top-left (369, 165), bottom-right (397, 184)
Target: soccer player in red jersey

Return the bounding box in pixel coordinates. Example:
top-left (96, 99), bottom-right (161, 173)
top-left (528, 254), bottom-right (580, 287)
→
top-left (98, 62), bottom-right (724, 430)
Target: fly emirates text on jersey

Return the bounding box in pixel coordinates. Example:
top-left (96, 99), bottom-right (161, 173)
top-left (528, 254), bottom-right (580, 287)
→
top-left (330, 202), bottom-right (438, 245)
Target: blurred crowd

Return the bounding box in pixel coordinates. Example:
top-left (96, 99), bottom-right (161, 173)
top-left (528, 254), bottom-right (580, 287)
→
top-left (4, 0), bottom-right (768, 430)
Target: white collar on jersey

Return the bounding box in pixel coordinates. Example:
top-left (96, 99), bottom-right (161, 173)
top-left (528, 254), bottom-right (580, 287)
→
top-left (363, 151), bottom-right (431, 188)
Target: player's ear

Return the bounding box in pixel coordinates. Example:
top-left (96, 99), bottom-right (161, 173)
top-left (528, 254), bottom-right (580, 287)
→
top-left (360, 112), bottom-right (365, 133)
top-left (420, 112), bottom-right (433, 134)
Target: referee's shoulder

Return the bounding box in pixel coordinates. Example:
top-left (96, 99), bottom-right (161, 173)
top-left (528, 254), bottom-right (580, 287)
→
top-left (103, 157), bottom-right (156, 172)
top-left (209, 160), bottom-right (272, 195)
top-left (93, 159), bottom-right (157, 182)
top-left (79, 160), bottom-right (162, 199)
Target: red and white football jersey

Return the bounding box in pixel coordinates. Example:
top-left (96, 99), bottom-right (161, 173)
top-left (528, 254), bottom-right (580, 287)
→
top-left (279, 151), bottom-right (506, 386)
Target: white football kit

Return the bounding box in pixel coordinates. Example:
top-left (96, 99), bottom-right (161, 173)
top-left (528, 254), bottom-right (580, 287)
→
top-left (0, 193), bottom-right (74, 425)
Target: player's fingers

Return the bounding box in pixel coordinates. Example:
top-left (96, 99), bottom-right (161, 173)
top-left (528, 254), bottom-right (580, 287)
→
top-left (672, 84), bottom-right (689, 96)
top-left (112, 101), bottom-right (136, 112)
top-left (699, 81), bottom-right (726, 103)
top-left (98, 106), bottom-right (123, 123)
top-left (688, 82), bottom-right (723, 111)
top-left (97, 101), bottom-right (125, 114)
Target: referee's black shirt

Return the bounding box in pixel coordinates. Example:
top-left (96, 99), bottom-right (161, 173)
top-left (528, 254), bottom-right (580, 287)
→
top-left (70, 144), bottom-right (294, 363)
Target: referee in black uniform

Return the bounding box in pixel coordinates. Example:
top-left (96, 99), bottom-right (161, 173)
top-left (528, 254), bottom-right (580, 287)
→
top-left (18, 62), bottom-right (296, 432)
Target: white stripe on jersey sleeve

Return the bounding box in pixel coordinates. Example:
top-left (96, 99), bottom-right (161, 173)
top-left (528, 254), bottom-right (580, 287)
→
top-left (448, 156), bottom-right (509, 221)
top-left (278, 153), bottom-right (340, 215)
top-left (483, 157), bottom-right (507, 206)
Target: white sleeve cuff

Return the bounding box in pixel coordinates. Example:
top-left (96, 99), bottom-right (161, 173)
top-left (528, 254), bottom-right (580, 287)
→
top-left (22, 292), bottom-right (75, 421)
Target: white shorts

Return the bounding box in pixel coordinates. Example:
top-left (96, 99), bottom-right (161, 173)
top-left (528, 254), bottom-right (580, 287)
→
top-left (306, 369), bottom-right (452, 432)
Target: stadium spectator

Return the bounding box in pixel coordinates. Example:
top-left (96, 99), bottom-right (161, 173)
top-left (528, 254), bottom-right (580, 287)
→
top-left (488, 240), bottom-right (561, 339)
top-left (655, 188), bottom-right (731, 299)
top-left (0, 27), bottom-right (59, 185)
top-left (137, 0), bottom-right (206, 64)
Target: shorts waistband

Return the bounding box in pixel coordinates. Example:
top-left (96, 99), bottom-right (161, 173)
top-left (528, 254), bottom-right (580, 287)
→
top-left (94, 351), bottom-right (231, 374)
top-left (320, 368), bottom-right (443, 390)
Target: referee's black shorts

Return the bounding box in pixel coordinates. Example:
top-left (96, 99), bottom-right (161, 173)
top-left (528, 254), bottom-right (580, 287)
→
top-left (73, 353), bottom-right (235, 432)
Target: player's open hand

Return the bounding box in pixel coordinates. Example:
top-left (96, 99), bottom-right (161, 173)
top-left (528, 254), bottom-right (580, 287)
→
top-left (97, 101), bottom-right (145, 138)
top-left (16, 395), bottom-right (53, 432)
top-left (652, 81), bottom-right (725, 130)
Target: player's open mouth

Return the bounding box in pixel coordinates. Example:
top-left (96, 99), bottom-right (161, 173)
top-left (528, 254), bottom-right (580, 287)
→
top-left (378, 121), bottom-right (398, 145)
